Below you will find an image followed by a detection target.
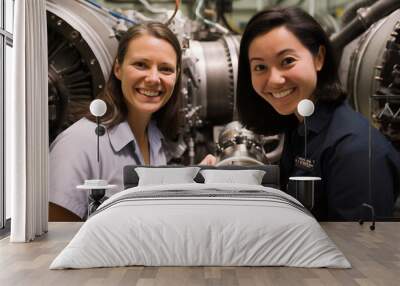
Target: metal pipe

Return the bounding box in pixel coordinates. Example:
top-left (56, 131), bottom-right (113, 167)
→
top-left (194, 0), bottom-right (229, 34)
top-left (331, 0), bottom-right (400, 64)
top-left (341, 0), bottom-right (378, 26)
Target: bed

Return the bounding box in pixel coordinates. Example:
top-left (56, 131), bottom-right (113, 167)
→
top-left (50, 165), bottom-right (350, 269)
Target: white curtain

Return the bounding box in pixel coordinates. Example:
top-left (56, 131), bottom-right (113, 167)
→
top-left (7, 0), bottom-right (49, 242)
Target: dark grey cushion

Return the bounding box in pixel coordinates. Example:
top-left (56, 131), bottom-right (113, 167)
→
top-left (123, 165), bottom-right (280, 189)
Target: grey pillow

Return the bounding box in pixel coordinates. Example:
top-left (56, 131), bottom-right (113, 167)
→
top-left (136, 167), bottom-right (201, 186)
top-left (200, 169), bottom-right (266, 185)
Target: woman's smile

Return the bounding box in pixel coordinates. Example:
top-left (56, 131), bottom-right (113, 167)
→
top-left (136, 88), bottom-right (162, 97)
top-left (268, 87), bottom-right (296, 99)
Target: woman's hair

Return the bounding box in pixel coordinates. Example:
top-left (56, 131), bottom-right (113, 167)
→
top-left (88, 21), bottom-right (182, 140)
top-left (237, 7), bottom-right (346, 135)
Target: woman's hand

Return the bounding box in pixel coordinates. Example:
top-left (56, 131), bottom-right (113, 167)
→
top-left (199, 154), bottom-right (217, 165)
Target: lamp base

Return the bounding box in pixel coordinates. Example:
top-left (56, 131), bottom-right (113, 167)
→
top-left (77, 180), bottom-right (117, 217)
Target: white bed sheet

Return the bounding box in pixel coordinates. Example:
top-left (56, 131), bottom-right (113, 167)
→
top-left (50, 183), bottom-right (351, 269)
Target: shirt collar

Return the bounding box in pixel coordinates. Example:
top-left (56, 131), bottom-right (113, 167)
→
top-left (297, 101), bottom-right (335, 136)
top-left (107, 119), bottom-right (164, 153)
top-left (107, 120), bottom-right (135, 152)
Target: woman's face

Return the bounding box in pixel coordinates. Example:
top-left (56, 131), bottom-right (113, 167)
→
top-left (114, 34), bottom-right (177, 115)
top-left (248, 26), bottom-right (324, 119)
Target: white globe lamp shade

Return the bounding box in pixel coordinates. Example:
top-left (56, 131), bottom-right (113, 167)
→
top-left (90, 99), bottom-right (107, 117)
top-left (297, 99), bottom-right (315, 117)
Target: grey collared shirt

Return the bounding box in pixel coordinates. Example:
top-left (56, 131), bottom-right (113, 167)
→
top-left (49, 118), bottom-right (167, 218)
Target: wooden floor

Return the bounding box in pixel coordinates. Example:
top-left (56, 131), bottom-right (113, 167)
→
top-left (0, 222), bottom-right (399, 286)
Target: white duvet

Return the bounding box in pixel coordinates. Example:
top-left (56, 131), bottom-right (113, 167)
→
top-left (50, 183), bottom-right (351, 269)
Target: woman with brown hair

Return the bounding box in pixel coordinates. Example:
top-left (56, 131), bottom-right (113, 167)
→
top-left (49, 22), bottom-right (183, 220)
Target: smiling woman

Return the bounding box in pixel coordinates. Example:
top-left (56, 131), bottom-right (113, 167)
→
top-left (236, 7), bottom-right (400, 221)
top-left (49, 22), bottom-right (183, 221)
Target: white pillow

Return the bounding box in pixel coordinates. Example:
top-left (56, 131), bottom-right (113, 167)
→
top-left (135, 167), bottom-right (200, 186)
top-left (200, 169), bottom-right (266, 185)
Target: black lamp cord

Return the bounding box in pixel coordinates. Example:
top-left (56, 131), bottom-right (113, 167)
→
top-left (359, 97), bottom-right (376, 231)
top-left (96, 117), bottom-right (100, 164)
top-left (359, 203), bottom-right (376, 231)
top-left (304, 117), bottom-right (307, 159)
top-left (95, 117), bottom-right (106, 178)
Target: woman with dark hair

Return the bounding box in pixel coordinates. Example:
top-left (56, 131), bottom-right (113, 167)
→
top-left (49, 22), bottom-right (184, 220)
top-left (237, 7), bottom-right (400, 220)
